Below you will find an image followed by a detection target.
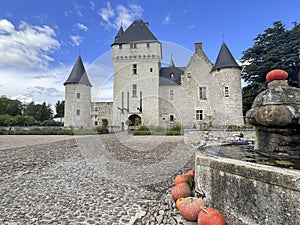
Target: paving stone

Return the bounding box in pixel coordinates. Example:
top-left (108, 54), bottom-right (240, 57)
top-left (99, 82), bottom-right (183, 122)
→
top-left (0, 133), bottom-right (194, 224)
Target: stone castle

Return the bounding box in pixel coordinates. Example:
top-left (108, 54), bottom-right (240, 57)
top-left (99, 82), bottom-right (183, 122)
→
top-left (64, 19), bottom-right (244, 130)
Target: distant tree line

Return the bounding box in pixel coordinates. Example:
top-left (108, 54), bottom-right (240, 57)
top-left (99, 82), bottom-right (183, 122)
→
top-left (241, 21), bottom-right (300, 114)
top-left (0, 96), bottom-right (65, 126)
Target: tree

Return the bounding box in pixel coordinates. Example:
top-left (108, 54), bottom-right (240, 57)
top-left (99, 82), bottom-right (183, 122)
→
top-left (0, 96), bottom-right (22, 116)
top-left (55, 100), bottom-right (65, 118)
top-left (240, 21), bottom-right (300, 114)
top-left (24, 102), bottom-right (53, 122)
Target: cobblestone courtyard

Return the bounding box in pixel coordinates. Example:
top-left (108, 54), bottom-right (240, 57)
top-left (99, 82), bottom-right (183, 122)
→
top-left (0, 134), bottom-right (195, 225)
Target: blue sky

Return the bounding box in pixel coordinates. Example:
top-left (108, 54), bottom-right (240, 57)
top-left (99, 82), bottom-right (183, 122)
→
top-left (0, 0), bottom-right (299, 108)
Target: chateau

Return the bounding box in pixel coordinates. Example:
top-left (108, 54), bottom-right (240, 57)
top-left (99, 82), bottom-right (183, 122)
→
top-left (64, 19), bottom-right (244, 130)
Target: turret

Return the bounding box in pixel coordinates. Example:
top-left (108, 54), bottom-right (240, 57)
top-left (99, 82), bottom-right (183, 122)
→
top-left (211, 42), bottom-right (244, 127)
top-left (64, 55), bottom-right (92, 128)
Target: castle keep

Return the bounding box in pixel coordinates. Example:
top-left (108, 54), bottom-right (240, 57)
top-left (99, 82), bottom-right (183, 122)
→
top-left (64, 19), bottom-right (244, 129)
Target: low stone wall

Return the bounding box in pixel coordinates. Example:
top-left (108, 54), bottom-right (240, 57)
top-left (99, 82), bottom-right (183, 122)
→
top-left (195, 153), bottom-right (300, 225)
top-left (184, 129), bottom-right (255, 145)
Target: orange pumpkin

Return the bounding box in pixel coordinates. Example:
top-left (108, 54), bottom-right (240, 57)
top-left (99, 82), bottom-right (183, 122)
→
top-left (176, 197), bottom-right (185, 209)
top-left (174, 174), bottom-right (193, 187)
top-left (198, 207), bottom-right (226, 225)
top-left (179, 197), bottom-right (206, 221)
top-left (171, 183), bottom-right (192, 201)
top-left (266, 69), bottom-right (288, 82)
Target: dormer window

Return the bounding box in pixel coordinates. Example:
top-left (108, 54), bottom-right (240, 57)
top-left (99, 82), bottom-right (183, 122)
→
top-left (170, 73), bottom-right (175, 78)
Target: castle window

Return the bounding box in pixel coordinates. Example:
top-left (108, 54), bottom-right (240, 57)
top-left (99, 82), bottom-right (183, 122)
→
top-left (119, 44), bottom-right (122, 49)
top-left (95, 121), bottom-right (98, 126)
top-left (147, 43), bottom-right (150, 48)
top-left (224, 86), bottom-right (229, 97)
top-left (132, 84), bottom-right (137, 97)
top-left (170, 90), bottom-right (174, 100)
top-left (199, 87), bottom-right (207, 100)
top-left (76, 109), bottom-right (80, 116)
top-left (133, 64), bottom-right (137, 74)
top-left (130, 43), bottom-right (137, 49)
top-left (170, 115), bottom-right (174, 121)
top-left (76, 93), bottom-right (80, 99)
top-left (170, 73), bottom-right (175, 78)
top-left (196, 110), bottom-right (203, 121)
top-left (150, 68), bottom-right (153, 72)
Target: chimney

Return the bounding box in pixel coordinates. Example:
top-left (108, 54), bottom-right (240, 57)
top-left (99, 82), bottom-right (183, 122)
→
top-left (195, 42), bottom-right (202, 54)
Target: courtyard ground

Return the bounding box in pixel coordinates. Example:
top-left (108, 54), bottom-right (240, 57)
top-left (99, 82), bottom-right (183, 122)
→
top-left (0, 133), bottom-right (196, 225)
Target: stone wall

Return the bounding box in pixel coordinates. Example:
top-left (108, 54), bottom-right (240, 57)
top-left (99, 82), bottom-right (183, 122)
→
top-left (64, 83), bottom-right (92, 128)
top-left (91, 102), bottom-right (113, 126)
top-left (184, 129), bottom-right (255, 145)
top-left (195, 153), bottom-right (300, 225)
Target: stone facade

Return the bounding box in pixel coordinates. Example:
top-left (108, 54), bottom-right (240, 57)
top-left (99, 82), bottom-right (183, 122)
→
top-left (64, 83), bottom-right (92, 128)
top-left (64, 20), bottom-right (244, 130)
top-left (91, 102), bottom-right (113, 126)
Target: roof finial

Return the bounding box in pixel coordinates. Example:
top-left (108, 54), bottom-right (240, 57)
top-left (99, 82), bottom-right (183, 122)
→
top-left (222, 32), bottom-right (225, 42)
top-left (169, 54), bottom-right (175, 67)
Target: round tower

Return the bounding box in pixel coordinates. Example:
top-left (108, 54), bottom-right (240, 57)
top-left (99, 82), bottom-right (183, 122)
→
top-left (211, 42), bottom-right (244, 127)
top-left (64, 55), bottom-right (92, 128)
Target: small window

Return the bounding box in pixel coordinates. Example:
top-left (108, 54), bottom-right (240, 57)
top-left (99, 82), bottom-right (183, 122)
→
top-left (170, 90), bottom-right (174, 100)
top-left (170, 115), bottom-right (174, 121)
top-left (132, 84), bottom-right (137, 97)
top-left (95, 121), bottom-right (98, 126)
top-left (150, 68), bottom-right (153, 72)
top-left (147, 43), bottom-right (150, 48)
top-left (224, 86), bottom-right (229, 97)
top-left (76, 109), bottom-right (80, 116)
top-left (196, 110), bottom-right (203, 121)
top-left (130, 43), bottom-right (137, 49)
top-left (170, 73), bottom-right (175, 78)
top-left (133, 64), bottom-right (137, 74)
top-left (199, 87), bottom-right (207, 100)
top-left (76, 93), bottom-right (80, 99)
top-left (119, 44), bottom-right (122, 49)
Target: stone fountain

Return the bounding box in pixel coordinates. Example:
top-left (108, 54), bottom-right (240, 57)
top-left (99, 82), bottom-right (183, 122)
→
top-left (246, 69), bottom-right (300, 159)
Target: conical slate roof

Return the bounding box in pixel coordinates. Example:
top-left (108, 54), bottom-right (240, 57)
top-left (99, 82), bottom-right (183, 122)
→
top-left (114, 26), bottom-right (124, 42)
top-left (64, 55), bottom-right (92, 86)
top-left (212, 42), bottom-right (240, 71)
top-left (112, 19), bottom-right (158, 45)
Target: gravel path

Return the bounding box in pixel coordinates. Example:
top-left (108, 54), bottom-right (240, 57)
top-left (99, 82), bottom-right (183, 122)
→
top-left (0, 133), bottom-right (196, 225)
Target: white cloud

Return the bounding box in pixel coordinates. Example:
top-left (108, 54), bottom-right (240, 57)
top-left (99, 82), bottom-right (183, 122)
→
top-left (163, 13), bottom-right (171, 25)
top-left (70, 35), bottom-right (83, 46)
top-left (0, 19), bottom-right (60, 69)
top-left (75, 23), bottom-right (88, 32)
top-left (0, 66), bottom-right (68, 105)
top-left (98, 2), bottom-right (143, 30)
top-left (90, 1), bottom-right (95, 10)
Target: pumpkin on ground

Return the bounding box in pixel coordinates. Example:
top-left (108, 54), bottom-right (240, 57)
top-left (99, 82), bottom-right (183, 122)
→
top-left (174, 173), bottom-right (193, 187)
top-left (198, 207), bottom-right (226, 225)
top-left (266, 69), bottom-right (288, 82)
top-left (178, 197), bottom-right (206, 221)
top-left (171, 183), bottom-right (192, 201)
top-left (186, 169), bottom-right (195, 180)
top-left (175, 197), bottom-right (185, 209)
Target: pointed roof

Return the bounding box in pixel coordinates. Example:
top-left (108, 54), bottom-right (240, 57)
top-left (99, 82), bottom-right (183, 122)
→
top-left (114, 26), bottom-right (124, 42)
top-left (112, 19), bottom-right (158, 45)
top-left (64, 55), bottom-right (92, 86)
top-left (169, 54), bottom-right (175, 67)
top-left (212, 42), bottom-right (241, 71)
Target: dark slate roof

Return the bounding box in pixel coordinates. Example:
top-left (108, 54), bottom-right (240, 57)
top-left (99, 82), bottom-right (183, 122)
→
top-left (112, 19), bottom-right (158, 45)
top-left (114, 26), bottom-right (124, 42)
top-left (64, 56), bottom-right (92, 86)
top-left (212, 42), bottom-right (241, 71)
top-left (159, 67), bottom-right (185, 85)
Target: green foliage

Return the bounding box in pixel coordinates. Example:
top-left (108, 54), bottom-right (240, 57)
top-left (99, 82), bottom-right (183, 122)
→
top-left (102, 118), bottom-right (109, 127)
top-left (132, 124), bottom-right (182, 136)
top-left (0, 114), bottom-right (39, 126)
top-left (25, 102), bottom-right (53, 122)
top-left (241, 21), bottom-right (300, 114)
top-left (0, 96), bottom-right (22, 116)
top-left (55, 100), bottom-right (65, 118)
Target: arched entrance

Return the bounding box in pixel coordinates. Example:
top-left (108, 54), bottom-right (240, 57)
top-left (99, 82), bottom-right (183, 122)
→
top-left (128, 114), bottom-right (141, 126)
